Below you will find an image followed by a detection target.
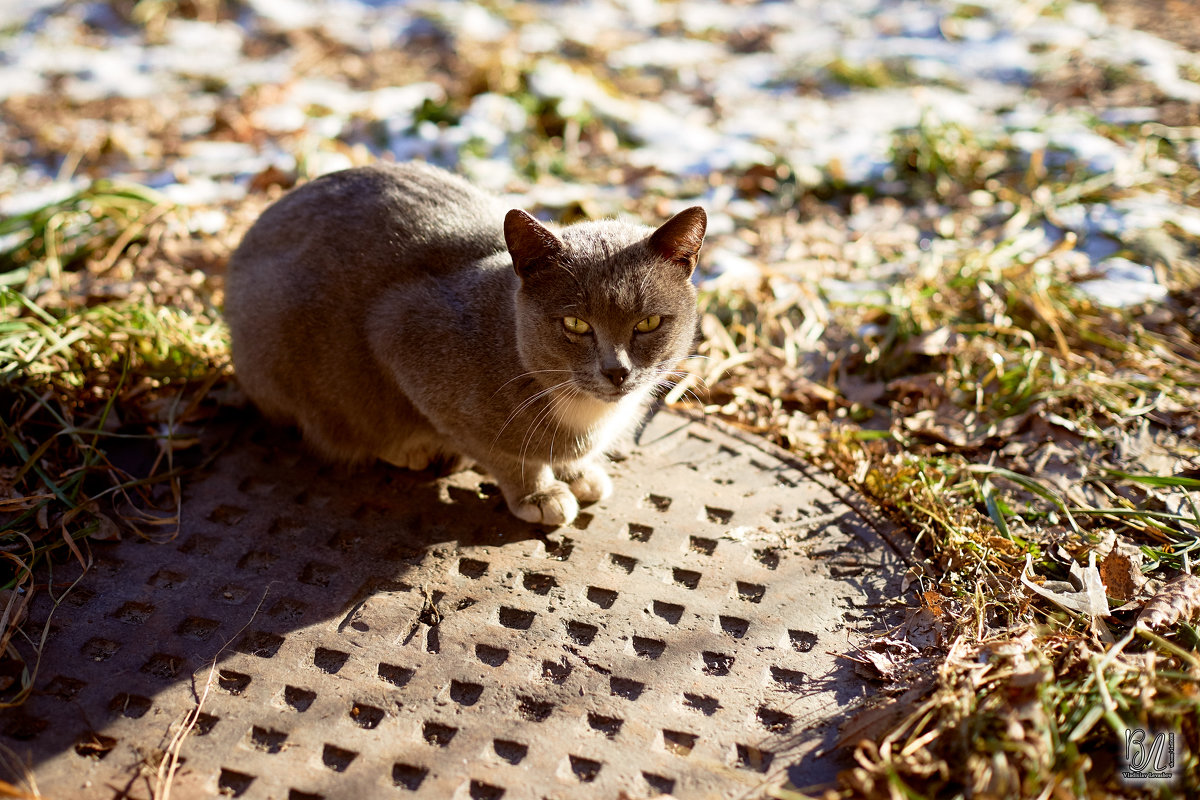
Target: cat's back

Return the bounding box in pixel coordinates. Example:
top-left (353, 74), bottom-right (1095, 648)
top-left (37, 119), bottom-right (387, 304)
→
top-left (224, 162), bottom-right (510, 451)
top-left (230, 162), bottom-right (507, 288)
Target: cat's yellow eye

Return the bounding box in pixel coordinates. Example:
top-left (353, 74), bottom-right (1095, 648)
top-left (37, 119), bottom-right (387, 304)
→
top-left (635, 315), bottom-right (662, 333)
top-left (562, 316), bottom-right (592, 334)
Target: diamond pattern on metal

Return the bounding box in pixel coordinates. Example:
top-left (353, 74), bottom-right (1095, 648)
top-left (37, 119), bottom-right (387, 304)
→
top-left (5, 411), bottom-right (906, 799)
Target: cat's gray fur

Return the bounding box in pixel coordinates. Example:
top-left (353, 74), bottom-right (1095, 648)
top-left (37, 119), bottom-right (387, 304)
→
top-left (225, 161), bottom-right (705, 525)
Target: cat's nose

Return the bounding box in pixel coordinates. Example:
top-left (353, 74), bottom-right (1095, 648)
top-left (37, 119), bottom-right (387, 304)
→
top-left (603, 366), bottom-right (630, 387)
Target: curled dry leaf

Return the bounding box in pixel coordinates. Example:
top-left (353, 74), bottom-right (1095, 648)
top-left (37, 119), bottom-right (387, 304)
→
top-left (90, 511), bottom-right (122, 542)
top-left (1136, 573), bottom-right (1200, 631)
top-left (1021, 553), bottom-right (1110, 619)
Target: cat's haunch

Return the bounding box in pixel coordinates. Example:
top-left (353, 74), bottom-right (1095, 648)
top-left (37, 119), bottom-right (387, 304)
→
top-left (225, 162), bottom-right (704, 526)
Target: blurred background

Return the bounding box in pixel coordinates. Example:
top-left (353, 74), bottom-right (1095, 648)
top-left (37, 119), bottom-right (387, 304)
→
top-left (2, 1), bottom-right (1199, 795)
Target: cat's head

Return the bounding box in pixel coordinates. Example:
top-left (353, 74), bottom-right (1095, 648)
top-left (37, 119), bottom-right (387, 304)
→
top-left (505, 206), bottom-right (705, 404)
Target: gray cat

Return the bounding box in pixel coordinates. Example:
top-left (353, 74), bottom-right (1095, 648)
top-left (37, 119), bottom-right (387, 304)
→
top-left (224, 162), bottom-right (705, 526)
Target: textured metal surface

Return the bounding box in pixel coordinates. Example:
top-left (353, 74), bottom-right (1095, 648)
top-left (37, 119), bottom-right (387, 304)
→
top-left (6, 410), bottom-right (906, 799)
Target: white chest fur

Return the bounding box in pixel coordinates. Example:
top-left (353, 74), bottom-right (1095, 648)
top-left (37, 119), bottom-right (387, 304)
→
top-left (553, 386), bottom-right (651, 462)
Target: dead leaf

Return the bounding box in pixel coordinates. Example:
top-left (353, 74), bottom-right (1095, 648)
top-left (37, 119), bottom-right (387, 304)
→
top-left (904, 326), bottom-right (964, 356)
top-left (899, 404), bottom-right (1039, 448)
top-left (90, 511), bottom-right (122, 542)
top-left (922, 589), bottom-right (945, 616)
top-left (1021, 552), bottom-right (1110, 618)
top-left (852, 647), bottom-right (901, 681)
top-left (886, 373), bottom-right (946, 409)
top-left (1099, 550), bottom-right (1143, 601)
top-left (249, 164), bottom-right (295, 193)
top-left (1136, 573), bottom-right (1200, 630)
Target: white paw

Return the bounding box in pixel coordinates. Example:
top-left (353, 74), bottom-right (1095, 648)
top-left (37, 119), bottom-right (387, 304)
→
top-left (568, 464), bottom-right (613, 503)
top-left (510, 482), bottom-right (579, 526)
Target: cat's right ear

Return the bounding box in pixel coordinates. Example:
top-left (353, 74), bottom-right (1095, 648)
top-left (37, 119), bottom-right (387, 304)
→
top-left (505, 209), bottom-right (566, 280)
top-left (649, 206), bottom-right (707, 278)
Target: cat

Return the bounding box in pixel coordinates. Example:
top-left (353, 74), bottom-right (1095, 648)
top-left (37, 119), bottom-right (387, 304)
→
top-left (224, 161), bottom-right (705, 526)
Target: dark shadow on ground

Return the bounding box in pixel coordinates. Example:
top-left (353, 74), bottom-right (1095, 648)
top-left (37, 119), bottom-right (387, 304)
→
top-left (1, 406), bottom-right (911, 799)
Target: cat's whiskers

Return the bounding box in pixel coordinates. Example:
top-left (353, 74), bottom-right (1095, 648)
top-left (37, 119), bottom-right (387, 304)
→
top-left (662, 381), bottom-right (706, 409)
top-left (489, 369), bottom-right (575, 400)
top-left (542, 386), bottom-right (578, 473)
top-left (492, 378), bottom-right (576, 450)
top-left (648, 365), bottom-right (710, 407)
top-left (517, 382), bottom-right (581, 483)
top-left (647, 362), bottom-right (710, 389)
top-left (650, 354), bottom-right (712, 369)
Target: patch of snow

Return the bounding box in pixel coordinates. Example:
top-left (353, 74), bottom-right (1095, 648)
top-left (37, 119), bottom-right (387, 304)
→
top-left (517, 22), bottom-right (561, 53)
top-left (1075, 258), bottom-right (1166, 307)
top-left (243, 0), bottom-right (325, 30)
top-left (1110, 196), bottom-right (1200, 238)
top-left (0, 0), bottom-right (59, 28)
top-left (1046, 126), bottom-right (1130, 174)
top-left (0, 180), bottom-right (86, 216)
top-left (698, 248), bottom-right (762, 290)
top-left (610, 38), bottom-right (725, 70)
top-left (1099, 107), bottom-right (1158, 125)
top-left (0, 63), bottom-right (48, 101)
top-left (1057, 196), bottom-right (1200, 240)
top-left (289, 78), bottom-right (370, 117)
top-left (179, 141), bottom-right (274, 179)
top-left (626, 103), bottom-right (776, 176)
top-left (253, 104), bottom-right (310, 134)
top-left (368, 83), bottom-right (446, 121)
top-left (527, 59), bottom-right (635, 122)
top-left (459, 92), bottom-right (529, 149)
top-left (1, 0), bottom-right (1196, 280)
top-left (303, 150), bottom-right (355, 177)
top-left (426, 2), bottom-right (509, 43)
top-left (187, 209), bottom-right (229, 235)
top-left (458, 157), bottom-right (518, 193)
top-left (160, 177), bottom-right (247, 207)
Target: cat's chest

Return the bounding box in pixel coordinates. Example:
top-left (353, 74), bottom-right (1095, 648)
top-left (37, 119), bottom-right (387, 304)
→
top-left (552, 390), bottom-right (646, 460)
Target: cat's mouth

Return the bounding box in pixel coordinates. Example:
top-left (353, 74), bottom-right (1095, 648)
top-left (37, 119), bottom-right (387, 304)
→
top-left (589, 382), bottom-right (638, 402)
top-left (561, 382), bottom-right (623, 404)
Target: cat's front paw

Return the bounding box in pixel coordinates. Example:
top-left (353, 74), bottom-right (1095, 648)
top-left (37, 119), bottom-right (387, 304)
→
top-left (510, 482), bottom-right (579, 526)
top-left (567, 463), bottom-right (613, 503)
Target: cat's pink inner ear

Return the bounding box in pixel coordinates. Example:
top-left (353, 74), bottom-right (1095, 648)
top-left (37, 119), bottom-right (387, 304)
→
top-left (649, 206), bottom-right (707, 275)
top-left (504, 209), bottom-right (564, 278)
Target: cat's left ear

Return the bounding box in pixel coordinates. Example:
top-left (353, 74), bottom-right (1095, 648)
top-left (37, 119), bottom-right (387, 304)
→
top-left (649, 206), bottom-right (707, 277)
top-left (505, 209), bottom-right (566, 280)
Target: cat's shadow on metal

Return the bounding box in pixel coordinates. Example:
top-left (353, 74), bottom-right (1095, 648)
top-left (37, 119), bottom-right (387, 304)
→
top-left (6, 405), bottom-right (909, 799)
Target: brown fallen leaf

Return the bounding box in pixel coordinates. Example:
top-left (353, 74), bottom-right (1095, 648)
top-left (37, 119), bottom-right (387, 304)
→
top-left (1136, 573), bottom-right (1200, 630)
top-left (887, 372), bottom-right (947, 410)
top-left (1099, 550), bottom-right (1144, 602)
top-left (854, 647), bottom-right (901, 681)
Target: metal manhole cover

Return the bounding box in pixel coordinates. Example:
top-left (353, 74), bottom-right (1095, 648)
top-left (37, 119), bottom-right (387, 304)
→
top-left (5, 410), bottom-right (908, 799)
